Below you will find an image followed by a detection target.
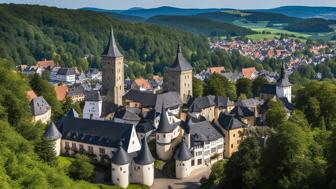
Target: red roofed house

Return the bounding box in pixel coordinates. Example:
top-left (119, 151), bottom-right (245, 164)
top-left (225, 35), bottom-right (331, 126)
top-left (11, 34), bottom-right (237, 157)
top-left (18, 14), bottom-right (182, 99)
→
top-left (207, 66), bottom-right (225, 74)
top-left (131, 77), bottom-right (152, 91)
top-left (54, 85), bottom-right (68, 101)
top-left (36, 59), bottom-right (55, 70)
top-left (242, 67), bottom-right (257, 80)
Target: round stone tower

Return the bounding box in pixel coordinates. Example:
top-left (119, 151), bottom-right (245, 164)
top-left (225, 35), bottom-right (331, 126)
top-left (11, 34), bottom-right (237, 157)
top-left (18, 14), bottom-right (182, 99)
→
top-left (43, 122), bottom-right (62, 156)
top-left (156, 105), bottom-right (179, 160)
top-left (174, 139), bottom-right (193, 179)
top-left (133, 137), bottom-right (155, 186)
top-left (111, 145), bottom-right (130, 188)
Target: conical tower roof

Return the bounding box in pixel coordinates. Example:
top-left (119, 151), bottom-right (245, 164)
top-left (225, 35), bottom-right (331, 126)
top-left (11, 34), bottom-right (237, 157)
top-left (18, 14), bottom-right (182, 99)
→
top-left (277, 62), bottom-right (291, 87)
top-left (167, 43), bottom-right (192, 72)
top-left (102, 27), bottom-right (123, 58)
top-left (156, 105), bottom-right (174, 133)
top-left (134, 137), bottom-right (155, 165)
top-left (174, 139), bottom-right (192, 161)
top-left (43, 122), bottom-right (62, 140)
top-left (111, 145), bottom-right (130, 165)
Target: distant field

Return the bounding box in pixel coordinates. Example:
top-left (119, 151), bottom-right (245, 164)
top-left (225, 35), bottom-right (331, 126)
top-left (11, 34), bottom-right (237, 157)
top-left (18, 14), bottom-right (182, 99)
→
top-left (222, 10), bottom-right (251, 16)
top-left (243, 27), bottom-right (311, 41)
top-left (252, 28), bottom-right (311, 38)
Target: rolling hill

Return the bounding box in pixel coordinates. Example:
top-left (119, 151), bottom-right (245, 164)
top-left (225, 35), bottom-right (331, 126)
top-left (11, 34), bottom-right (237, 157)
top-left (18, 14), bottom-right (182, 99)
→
top-left (146, 15), bottom-right (255, 37)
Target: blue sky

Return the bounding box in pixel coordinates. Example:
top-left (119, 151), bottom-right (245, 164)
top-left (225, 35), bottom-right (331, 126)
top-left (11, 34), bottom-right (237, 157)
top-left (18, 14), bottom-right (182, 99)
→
top-left (0, 0), bottom-right (335, 9)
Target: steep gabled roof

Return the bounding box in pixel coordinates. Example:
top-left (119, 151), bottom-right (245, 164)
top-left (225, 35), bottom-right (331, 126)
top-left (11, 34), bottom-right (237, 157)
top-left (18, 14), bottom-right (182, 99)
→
top-left (217, 112), bottom-right (246, 131)
top-left (189, 120), bottom-right (222, 143)
top-left (44, 122), bottom-right (62, 140)
top-left (167, 43), bottom-right (192, 72)
top-left (134, 137), bottom-right (155, 165)
top-left (30, 96), bottom-right (50, 116)
top-left (85, 90), bottom-right (102, 101)
top-left (111, 146), bottom-right (130, 165)
top-left (102, 28), bottom-right (123, 58)
top-left (174, 139), bottom-right (192, 161)
top-left (230, 105), bottom-right (254, 118)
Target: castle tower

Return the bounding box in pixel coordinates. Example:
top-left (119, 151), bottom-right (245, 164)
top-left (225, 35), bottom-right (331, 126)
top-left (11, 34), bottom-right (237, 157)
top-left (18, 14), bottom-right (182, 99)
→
top-left (156, 105), bottom-right (180, 161)
top-left (132, 137), bottom-right (155, 186)
top-left (101, 27), bottom-right (124, 106)
top-left (111, 145), bottom-right (130, 188)
top-left (165, 43), bottom-right (193, 103)
top-left (174, 139), bottom-right (193, 179)
top-left (276, 63), bottom-right (292, 102)
top-left (43, 122), bottom-right (62, 156)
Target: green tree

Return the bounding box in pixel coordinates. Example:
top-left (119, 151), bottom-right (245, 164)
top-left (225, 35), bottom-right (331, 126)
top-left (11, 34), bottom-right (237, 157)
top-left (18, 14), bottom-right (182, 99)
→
top-left (236, 78), bottom-right (252, 98)
top-left (192, 77), bottom-right (204, 97)
top-left (252, 76), bottom-right (268, 97)
top-left (205, 74), bottom-right (237, 100)
top-left (223, 137), bottom-right (261, 189)
top-left (69, 154), bottom-right (94, 181)
top-left (265, 100), bottom-right (287, 128)
top-left (35, 137), bottom-right (57, 165)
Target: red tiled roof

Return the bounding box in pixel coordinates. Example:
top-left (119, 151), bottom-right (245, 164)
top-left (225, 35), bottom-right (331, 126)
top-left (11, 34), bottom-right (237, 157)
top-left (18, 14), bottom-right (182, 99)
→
top-left (133, 78), bottom-right (151, 90)
top-left (207, 66), bottom-right (225, 74)
top-left (54, 85), bottom-right (68, 101)
top-left (242, 67), bottom-right (257, 80)
top-left (36, 60), bottom-right (55, 69)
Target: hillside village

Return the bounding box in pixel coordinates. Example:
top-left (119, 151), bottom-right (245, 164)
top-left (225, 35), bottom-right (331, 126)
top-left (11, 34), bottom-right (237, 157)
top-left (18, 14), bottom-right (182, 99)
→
top-left (19, 27), bottom-right (295, 188)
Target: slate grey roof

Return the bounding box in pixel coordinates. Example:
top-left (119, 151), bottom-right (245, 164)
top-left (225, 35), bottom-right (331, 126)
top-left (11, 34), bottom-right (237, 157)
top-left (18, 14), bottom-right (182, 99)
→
top-left (260, 84), bottom-right (276, 95)
top-left (217, 112), bottom-right (246, 130)
top-left (277, 63), bottom-right (292, 87)
top-left (44, 122), bottom-right (62, 140)
top-left (188, 96), bottom-right (215, 112)
top-left (114, 107), bottom-right (141, 122)
top-left (30, 96), bottom-right (50, 116)
top-left (66, 108), bottom-right (79, 118)
top-left (85, 90), bottom-right (102, 101)
top-left (155, 91), bottom-right (182, 113)
top-left (134, 137), bottom-right (155, 165)
top-left (156, 106), bottom-right (179, 133)
top-left (111, 146), bottom-right (130, 165)
top-left (235, 98), bottom-right (264, 108)
top-left (166, 43), bottom-right (192, 72)
top-left (189, 120), bottom-right (222, 143)
top-left (221, 71), bottom-right (243, 82)
top-left (68, 83), bottom-right (85, 96)
top-left (230, 106), bottom-right (254, 118)
top-left (123, 89), bottom-right (157, 107)
top-left (57, 68), bottom-right (76, 76)
top-left (57, 117), bottom-right (133, 149)
top-left (174, 139), bottom-right (192, 161)
top-left (214, 96), bottom-right (234, 108)
top-left (136, 119), bottom-right (155, 134)
top-left (102, 28), bottom-right (123, 58)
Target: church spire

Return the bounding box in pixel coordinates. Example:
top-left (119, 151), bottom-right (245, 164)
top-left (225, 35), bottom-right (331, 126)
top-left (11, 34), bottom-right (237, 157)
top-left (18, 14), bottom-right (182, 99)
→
top-left (102, 27), bottom-right (123, 58)
top-left (280, 62), bottom-right (286, 79)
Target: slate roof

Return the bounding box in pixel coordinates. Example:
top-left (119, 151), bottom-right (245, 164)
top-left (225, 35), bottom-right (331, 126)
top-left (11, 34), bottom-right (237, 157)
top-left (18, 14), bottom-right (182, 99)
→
top-left (57, 68), bottom-right (76, 76)
top-left (57, 117), bottom-right (134, 149)
top-left (214, 96), bottom-right (234, 108)
top-left (217, 112), bottom-right (246, 130)
top-left (123, 89), bottom-right (157, 107)
top-left (44, 122), bottom-right (62, 140)
top-left (230, 105), bottom-right (254, 118)
top-left (85, 90), bottom-right (102, 101)
top-left (277, 63), bottom-right (292, 87)
top-left (155, 92), bottom-right (182, 113)
top-left (136, 119), bottom-right (155, 134)
top-left (188, 96), bottom-right (215, 112)
top-left (174, 139), bottom-right (192, 161)
top-left (66, 108), bottom-right (79, 118)
top-left (166, 43), bottom-right (192, 72)
top-left (156, 106), bottom-right (179, 133)
top-left (102, 28), bottom-right (123, 58)
top-left (260, 84), bottom-right (276, 95)
top-left (235, 98), bottom-right (264, 108)
top-left (189, 120), bottom-right (222, 143)
top-left (111, 146), bottom-right (130, 165)
top-left (30, 96), bottom-right (50, 116)
top-left (114, 107), bottom-right (141, 122)
top-left (134, 137), bottom-right (155, 165)
top-left (68, 83), bottom-right (85, 96)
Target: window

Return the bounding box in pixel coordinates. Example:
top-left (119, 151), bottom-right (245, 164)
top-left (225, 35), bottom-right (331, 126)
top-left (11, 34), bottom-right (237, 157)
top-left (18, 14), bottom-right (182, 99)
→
top-left (233, 134), bottom-right (236, 137)
top-left (197, 159), bottom-right (202, 165)
top-left (112, 168), bottom-right (115, 171)
top-left (191, 160), bottom-right (195, 166)
top-left (211, 147), bottom-right (216, 153)
top-left (163, 134), bottom-right (166, 138)
top-left (231, 144), bottom-right (233, 149)
top-left (65, 142), bottom-right (69, 147)
top-left (120, 167), bottom-right (122, 171)
top-left (79, 144), bottom-right (84, 150)
top-left (88, 146), bottom-right (93, 153)
top-left (72, 143), bottom-right (76, 148)
top-left (99, 148), bottom-right (105, 154)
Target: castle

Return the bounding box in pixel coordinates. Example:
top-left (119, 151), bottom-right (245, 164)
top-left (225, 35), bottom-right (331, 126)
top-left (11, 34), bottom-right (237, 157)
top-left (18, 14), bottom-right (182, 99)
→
top-left (43, 27), bottom-right (293, 188)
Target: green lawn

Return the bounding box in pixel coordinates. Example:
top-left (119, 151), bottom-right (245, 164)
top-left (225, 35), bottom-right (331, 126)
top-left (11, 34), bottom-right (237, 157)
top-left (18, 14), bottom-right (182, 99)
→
top-left (251, 27), bottom-right (311, 38)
